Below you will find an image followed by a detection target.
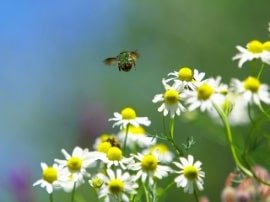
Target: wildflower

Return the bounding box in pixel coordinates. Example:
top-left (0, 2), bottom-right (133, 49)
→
top-left (185, 77), bottom-right (227, 112)
top-left (100, 146), bottom-right (134, 169)
top-left (54, 147), bottom-right (104, 186)
top-left (166, 67), bottom-right (205, 89)
top-left (97, 169), bottom-right (138, 202)
top-left (233, 40), bottom-right (270, 68)
top-left (109, 107), bottom-right (151, 130)
top-left (230, 76), bottom-right (270, 106)
top-left (143, 143), bottom-right (174, 163)
top-left (33, 163), bottom-right (63, 194)
top-left (173, 155), bottom-right (205, 194)
top-left (117, 126), bottom-right (156, 150)
top-left (89, 176), bottom-right (104, 189)
top-left (129, 152), bottom-right (171, 185)
top-left (153, 79), bottom-right (186, 117)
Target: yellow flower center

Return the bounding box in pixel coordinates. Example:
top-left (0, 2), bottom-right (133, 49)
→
top-left (98, 142), bottom-right (112, 153)
top-left (108, 179), bottom-right (124, 194)
top-left (263, 41), bottom-right (270, 51)
top-left (127, 126), bottom-right (145, 136)
top-left (141, 154), bottom-right (158, 171)
top-left (121, 107), bottom-right (136, 120)
top-left (43, 167), bottom-right (58, 183)
top-left (164, 89), bottom-right (180, 104)
top-left (67, 157), bottom-right (82, 172)
top-left (243, 76), bottom-right (261, 93)
top-left (197, 84), bottom-right (214, 100)
top-left (247, 40), bottom-right (263, 53)
top-left (150, 144), bottom-right (169, 154)
top-left (107, 147), bottom-right (122, 161)
top-left (183, 165), bottom-right (198, 180)
top-left (178, 67), bottom-right (193, 81)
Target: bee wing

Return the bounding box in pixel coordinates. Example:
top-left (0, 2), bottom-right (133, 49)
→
top-left (130, 51), bottom-right (139, 60)
top-left (103, 57), bottom-right (118, 66)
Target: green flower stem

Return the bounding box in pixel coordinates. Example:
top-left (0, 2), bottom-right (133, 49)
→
top-left (193, 187), bottom-right (199, 202)
top-left (256, 63), bottom-right (265, 80)
top-left (123, 124), bottom-right (130, 155)
top-left (168, 117), bottom-right (184, 156)
top-left (213, 103), bottom-right (253, 177)
top-left (49, 193), bottom-right (53, 202)
top-left (71, 182), bottom-right (76, 202)
top-left (143, 183), bottom-right (150, 202)
top-left (258, 104), bottom-right (270, 120)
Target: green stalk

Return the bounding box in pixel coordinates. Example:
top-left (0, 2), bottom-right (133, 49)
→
top-left (213, 103), bottom-right (253, 177)
top-left (256, 63), bottom-right (265, 80)
top-left (193, 187), bottom-right (199, 202)
top-left (123, 124), bottom-right (130, 155)
top-left (143, 183), bottom-right (150, 202)
top-left (71, 182), bottom-right (76, 202)
top-left (168, 117), bottom-right (184, 156)
top-left (49, 193), bottom-right (53, 202)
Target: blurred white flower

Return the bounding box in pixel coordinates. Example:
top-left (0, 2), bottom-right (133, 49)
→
top-left (109, 107), bottom-right (151, 130)
top-left (173, 155), bottom-right (205, 194)
top-left (233, 40), bottom-right (270, 68)
top-left (153, 79), bottom-right (186, 118)
top-left (97, 169), bottom-right (138, 202)
top-left (143, 143), bottom-right (174, 163)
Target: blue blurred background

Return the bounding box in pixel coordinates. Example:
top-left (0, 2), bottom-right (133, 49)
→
top-left (1, 0), bottom-right (270, 201)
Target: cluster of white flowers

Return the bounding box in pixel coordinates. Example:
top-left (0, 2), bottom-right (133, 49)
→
top-left (34, 107), bottom-right (205, 201)
top-left (153, 66), bottom-right (270, 125)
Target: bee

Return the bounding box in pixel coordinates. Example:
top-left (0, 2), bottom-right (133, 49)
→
top-left (104, 51), bottom-right (139, 72)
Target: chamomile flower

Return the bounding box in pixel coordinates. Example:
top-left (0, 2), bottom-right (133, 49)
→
top-left (109, 107), bottom-right (151, 130)
top-left (153, 79), bottom-right (186, 118)
top-left (173, 155), bottom-right (205, 194)
top-left (143, 143), bottom-right (174, 163)
top-left (97, 169), bottom-right (138, 202)
top-left (129, 152), bottom-right (171, 185)
top-left (230, 76), bottom-right (270, 106)
top-left (100, 146), bottom-right (134, 169)
top-left (54, 147), bottom-right (104, 186)
top-left (117, 125), bottom-right (156, 149)
top-left (233, 40), bottom-right (270, 68)
top-left (185, 77), bottom-right (227, 112)
top-left (33, 163), bottom-right (63, 194)
top-left (166, 67), bottom-right (206, 89)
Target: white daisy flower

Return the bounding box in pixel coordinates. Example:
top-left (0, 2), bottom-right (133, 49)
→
top-left (230, 76), bottom-right (270, 106)
top-left (129, 152), bottom-right (171, 185)
top-left (33, 163), bottom-right (64, 194)
top-left (99, 146), bottom-right (134, 169)
top-left (185, 77), bottom-right (227, 112)
top-left (173, 155), bottom-right (205, 194)
top-left (97, 169), bottom-right (138, 202)
top-left (165, 67), bottom-right (206, 89)
top-left (152, 79), bottom-right (186, 118)
top-left (232, 40), bottom-right (270, 68)
top-left (54, 146), bottom-right (104, 189)
top-left (143, 143), bottom-right (174, 163)
top-left (117, 125), bottom-right (156, 150)
top-left (109, 107), bottom-right (151, 130)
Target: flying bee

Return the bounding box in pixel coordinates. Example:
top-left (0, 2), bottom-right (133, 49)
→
top-left (104, 51), bottom-right (139, 72)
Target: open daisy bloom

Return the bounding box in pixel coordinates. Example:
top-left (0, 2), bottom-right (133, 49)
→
top-left (109, 107), bottom-right (151, 130)
top-left (129, 152), bottom-right (171, 185)
top-left (165, 67), bottom-right (205, 89)
top-left (33, 163), bottom-right (63, 194)
top-left (185, 77), bottom-right (227, 112)
top-left (54, 146), bottom-right (105, 189)
top-left (153, 79), bottom-right (186, 118)
top-left (97, 169), bottom-right (138, 202)
top-left (233, 40), bottom-right (270, 68)
top-left (230, 76), bottom-right (270, 106)
top-left (100, 146), bottom-right (134, 169)
top-left (173, 155), bottom-right (205, 194)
